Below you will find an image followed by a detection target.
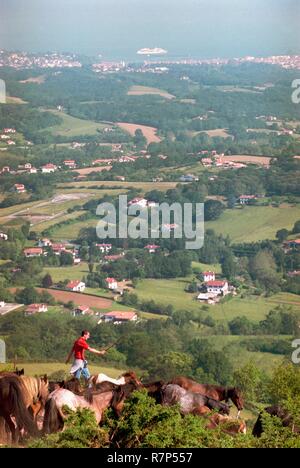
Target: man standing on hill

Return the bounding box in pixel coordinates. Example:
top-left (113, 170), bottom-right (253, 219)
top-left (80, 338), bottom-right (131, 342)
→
top-left (66, 330), bottom-right (106, 382)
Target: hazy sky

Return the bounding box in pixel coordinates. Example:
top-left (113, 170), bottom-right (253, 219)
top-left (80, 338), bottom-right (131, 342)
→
top-left (0, 0), bottom-right (299, 59)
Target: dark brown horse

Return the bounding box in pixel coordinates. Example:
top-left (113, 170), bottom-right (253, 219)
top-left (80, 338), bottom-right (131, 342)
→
top-left (0, 374), bottom-right (38, 442)
top-left (111, 381), bottom-right (143, 417)
top-left (170, 377), bottom-right (244, 414)
top-left (252, 405), bottom-right (300, 437)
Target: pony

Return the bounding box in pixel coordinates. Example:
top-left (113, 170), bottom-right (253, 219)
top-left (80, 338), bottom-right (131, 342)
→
top-left (206, 413), bottom-right (247, 435)
top-left (43, 388), bottom-right (113, 433)
top-left (252, 405), bottom-right (300, 437)
top-left (170, 376), bottom-right (244, 415)
top-left (89, 371), bottom-right (141, 389)
top-left (158, 384), bottom-right (230, 416)
top-left (110, 380), bottom-right (143, 417)
top-left (20, 375), bottom-right (49, 421)
top-left (0, 374), bottom-right (38, 443)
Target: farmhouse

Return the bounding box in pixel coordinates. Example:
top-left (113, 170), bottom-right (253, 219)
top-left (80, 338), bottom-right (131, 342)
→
top-left (239, 195), bottom-right (257, 205)
top-left (179, 174), bottom-right (199, 182)
top-left (41, 163), bottom-right (57, 173)
top-left (0, 301), bottom-right (5, 308)
top-left (66, 280), bottom-right (86, 292)
top-left (105, 277), bottom-right (118, 290)
top-left (25, 303), bottom-right (48, 316)
top-left (3, 128), bottom-right (16, 134)
top-left (203, 271), bottom-right (216, 282)
top-left (1, 166), bottom-right (10, 173)
top-left (100, 311), bottom-right (138, 324)
top-left (0, 232), bottom-right (8, 241)
top-left (206, 280), bottom-right (229, 296)
top-left (96, 243), bottom-right (112, 253)
top-left (23, 247), bottom-right (43, 258)
top-left (144, 244), bottom-right (159, 253)
top-left (128, 197), bottom-right (148, 208)
top-left (64, 160), bottom-right (77, 169)
top-left (13, 184), bottom-right (26, 193)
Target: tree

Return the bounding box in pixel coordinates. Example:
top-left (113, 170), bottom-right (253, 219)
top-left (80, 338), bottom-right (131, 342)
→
top-left (60, 251), bottom-right (74, 266)
top-left (204, 200), bottom-right (225, 221)
top-left (276, 229), bottom-right (289, 243)
top-left (221, 251), bottom-right (237, 279)
top-left (292, 220), bottom-right (300, 234)
top-left (233, 362), bottom-right (267, 403)
top-left (15, 287), bottom-right (39, 305)
top-left (42, 273), bottom-right (53, 289)
top-left (146, 351), bottom-right (193, 381)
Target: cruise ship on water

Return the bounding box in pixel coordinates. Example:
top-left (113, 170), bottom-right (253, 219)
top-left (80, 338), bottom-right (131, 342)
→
top-left (137, 48), bottom-right (168, 56)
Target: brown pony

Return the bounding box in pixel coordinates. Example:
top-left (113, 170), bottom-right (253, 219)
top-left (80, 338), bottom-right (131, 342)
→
top-left (206, 413), bottom-right (247, 435)
top-left (20, 375), bottom-right (49, 421)
top-left (0, 374), bottom-right (38, 442)
top-left (252, 405), bottom-right (300, 437)
top-left (170, 377), bottom-right (244, 414)
top-left (110, 380), bottom-right (143, 417)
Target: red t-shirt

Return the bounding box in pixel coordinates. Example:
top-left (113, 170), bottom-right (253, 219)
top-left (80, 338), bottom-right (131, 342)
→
top-left (73, 337), bottom-right (89, 360)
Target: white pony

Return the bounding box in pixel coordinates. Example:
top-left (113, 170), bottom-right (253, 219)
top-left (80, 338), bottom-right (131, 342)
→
top-left (43, 388), bottom-right (113, 433)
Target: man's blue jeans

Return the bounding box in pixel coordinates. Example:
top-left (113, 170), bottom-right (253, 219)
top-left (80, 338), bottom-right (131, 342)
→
top-left (75, 363), bottom-right (90, 381)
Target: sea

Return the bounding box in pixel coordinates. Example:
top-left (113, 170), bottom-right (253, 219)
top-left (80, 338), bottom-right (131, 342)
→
top-left (0, 0), bottom-right (299, 62)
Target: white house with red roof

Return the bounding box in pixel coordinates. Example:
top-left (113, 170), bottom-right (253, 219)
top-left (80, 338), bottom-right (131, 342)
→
top-left (66, 280), bottom-right (86, 292)
top-left (1, 166), bottom-right (10, 173)
top-left (128, 197), bottom-right (148, 208)
top-left (101, 311), bottom-right (138, 324)
top-left (105, 277), bottom-right (118, 290)
top-left (239, 195), bottom-right (257, 205)
top-left (144, 244), bottom-right (159, 253)
top-left (13, 184), bottom-right (26, 193)
top-left (23, 247), bottom-right (43, 258)
top-left (3, 128), bottom-right (16, 134)
top-left (203, 271), bottom-right (216, 282)
top-left (25, 303), bottom-right (48, 316)
top-left (96, 243), bottom-right (112, 253)
top-left (41, 163), bottom-right (57, 173)
top-left (206, 280), bottom-right (229, 296)
top-left (63, 160), bottom-right (77, 169)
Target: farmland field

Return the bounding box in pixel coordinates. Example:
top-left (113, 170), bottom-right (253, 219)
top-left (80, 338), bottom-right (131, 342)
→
top-left (38, 288), bottom-right (113, 310)
top-left (199, 129), bottom-right (232, 138)
top-left (43, 109), bottom-right (111, 137)
top-left (127, 85), bottom-right (175, 100)
top-left (222, 155), bottom-right (272, 167)
top-left (58, 180), bottom-right (177, 192)
top-left (117, 122), bottom-right (162, 144)
top-left (206, 205), bottom-right (300, 243)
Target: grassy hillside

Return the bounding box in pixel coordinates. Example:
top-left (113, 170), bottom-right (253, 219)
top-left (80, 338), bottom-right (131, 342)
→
top-left (206, 205), bottom-right (300, 242)
top-left (134, 278), bottom-right (300, 321)
top-left (43, 110), bottom-right (111, 137)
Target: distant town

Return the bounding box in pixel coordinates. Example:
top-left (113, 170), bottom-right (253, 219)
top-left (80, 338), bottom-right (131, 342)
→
top-left (1, 49), bottom-right (300, 71)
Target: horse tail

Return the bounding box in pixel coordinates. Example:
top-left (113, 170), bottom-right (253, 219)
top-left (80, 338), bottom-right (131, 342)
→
top-left (43, 398), bottom-right (63, 434)
top-left (9, 379), bottom-right (38, 437)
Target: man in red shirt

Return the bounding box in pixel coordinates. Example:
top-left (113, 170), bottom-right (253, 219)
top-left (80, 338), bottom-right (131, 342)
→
top-left (66, 330), bottom-right (106, 382)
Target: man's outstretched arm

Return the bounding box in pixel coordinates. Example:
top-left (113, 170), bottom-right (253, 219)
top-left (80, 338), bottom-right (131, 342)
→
top-left (88, 347), bottom-right (106, 356)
